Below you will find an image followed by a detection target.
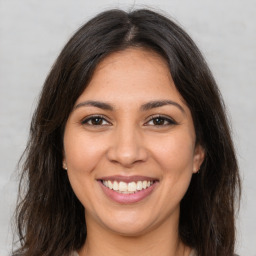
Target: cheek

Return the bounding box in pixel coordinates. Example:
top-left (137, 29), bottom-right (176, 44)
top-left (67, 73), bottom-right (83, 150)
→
top-left (64, 131), bottom-right (105, 174)
top-left (63, 132), bottom-right (104, 207)
top-left (154, 133), bottom-right (195, 206)
top-left (150, 131), bottom-right (195, 175)
top-left (149, 130), bottom-right (195, 199)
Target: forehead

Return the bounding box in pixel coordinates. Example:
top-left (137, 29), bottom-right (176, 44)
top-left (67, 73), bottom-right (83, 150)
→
top-left (76, 48), bottom-right (186, 109)
top-left (96, 48), bottom-right (170, 73)
top-left (95, 48), bottom-right (171, 83)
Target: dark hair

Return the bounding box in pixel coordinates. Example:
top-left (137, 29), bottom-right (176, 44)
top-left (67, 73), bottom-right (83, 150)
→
top-left (14, 9), bottom-right (241, 256)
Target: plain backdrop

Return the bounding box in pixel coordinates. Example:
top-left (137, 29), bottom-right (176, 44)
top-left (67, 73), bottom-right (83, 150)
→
top-left (0, 0), bottom-right (255, 255)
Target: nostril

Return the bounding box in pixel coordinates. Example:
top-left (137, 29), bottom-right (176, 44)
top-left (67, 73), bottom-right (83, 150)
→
top-left (106, 145), bottom-right (148, 167)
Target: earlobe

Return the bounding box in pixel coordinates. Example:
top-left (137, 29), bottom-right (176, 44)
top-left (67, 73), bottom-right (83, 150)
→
top-left (62, 158), bottom-right (67, 170)
top-left (193, 144), bottom-right (205, 173)
top-left (62, 150), bottom-right (67, 170)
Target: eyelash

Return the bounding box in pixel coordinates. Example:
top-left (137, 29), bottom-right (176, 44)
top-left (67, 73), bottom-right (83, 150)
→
top-left (144, 115), bottom-right (177, 126)
top-left (81, 115), bottom-right (111, 126)
top-left (81, 115), bottom-right (177, 127)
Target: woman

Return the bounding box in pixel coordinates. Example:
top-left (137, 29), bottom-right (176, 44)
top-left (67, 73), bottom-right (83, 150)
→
top-left (13, 9), bottom-right (241, 256)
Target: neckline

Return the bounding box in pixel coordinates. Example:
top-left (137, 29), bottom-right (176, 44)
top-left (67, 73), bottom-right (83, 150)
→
top-left (72, 248), bottom-right (197, 256)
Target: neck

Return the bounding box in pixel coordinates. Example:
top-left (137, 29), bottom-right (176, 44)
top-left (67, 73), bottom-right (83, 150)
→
top-left (78, 212), bottom-right (191, 256)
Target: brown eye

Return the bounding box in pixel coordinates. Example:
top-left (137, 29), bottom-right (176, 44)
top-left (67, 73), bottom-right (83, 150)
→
top-left (152, 117), bottom-right (165, 125)
top-left (81, 115), bottom-right (110, 126)
top-left (145, 115), bottom-right (177, 126)
top-left (91, 117), bottom-right (103, 125)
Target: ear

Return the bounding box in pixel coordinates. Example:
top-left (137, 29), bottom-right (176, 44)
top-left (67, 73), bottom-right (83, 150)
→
top-left (62, 149), bottom-right (68, 170)
top-left (63, 160), bottom-right (67, 170)
top-left (62, 152), bottom-right (67, 170)
top-left (193, 144), bottom-right (205, 173)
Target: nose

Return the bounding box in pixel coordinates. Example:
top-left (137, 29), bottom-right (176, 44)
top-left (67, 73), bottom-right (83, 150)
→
top-left (106, 125), bottom-right (148, 167)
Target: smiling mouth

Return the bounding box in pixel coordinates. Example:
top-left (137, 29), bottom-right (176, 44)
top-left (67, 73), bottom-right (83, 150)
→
top-left (98, 176), bottom-right (159, 204)
top-left (100, 180), bottom-right (155, 194)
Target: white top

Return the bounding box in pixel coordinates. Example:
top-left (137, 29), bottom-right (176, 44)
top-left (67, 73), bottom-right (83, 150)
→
top-left (71, 249), bottom-right (197, 256)
top-left (189, 249), bottom-right (197, 256)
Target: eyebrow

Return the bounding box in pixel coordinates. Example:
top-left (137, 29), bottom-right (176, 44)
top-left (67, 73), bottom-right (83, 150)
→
top-left (74, 100), bottom-right (185, 113)
top-left (140, 100), bottom-right (185, 113)
top-left (74, 100), bottom-right (114, 111)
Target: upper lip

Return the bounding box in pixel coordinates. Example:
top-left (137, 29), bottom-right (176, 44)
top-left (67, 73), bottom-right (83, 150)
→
top-left (97, 175), bottom-right (158, 183)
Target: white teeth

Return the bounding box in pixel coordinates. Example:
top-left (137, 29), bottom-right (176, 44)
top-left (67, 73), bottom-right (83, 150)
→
top-left (102, 180), bottom-right (154, 193)
top-left (108, 180), bottom-right (113, 189)
top-left (137, 181), bottom-right (143, 191)
top-left (119, 181), bottom-right (127, 192)
top-left (113, 181), bottom-right (118, 191)
top-left (128, 182), bottom-right (136, 192)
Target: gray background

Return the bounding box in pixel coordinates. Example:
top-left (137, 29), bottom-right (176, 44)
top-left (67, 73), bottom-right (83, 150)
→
top-left (0, 0), bottom-right (255, 255)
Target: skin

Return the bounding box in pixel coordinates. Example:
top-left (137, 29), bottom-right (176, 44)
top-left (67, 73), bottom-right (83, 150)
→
top-left (63, 48), bottom-right (205, 256)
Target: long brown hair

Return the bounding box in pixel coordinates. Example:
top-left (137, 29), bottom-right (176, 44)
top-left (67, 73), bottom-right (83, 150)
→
top-left (13, 9), bottom-right (241, 256)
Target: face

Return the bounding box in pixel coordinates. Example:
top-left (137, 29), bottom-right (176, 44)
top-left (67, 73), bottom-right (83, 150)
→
top-left (63, 48), bottom-right (204, 236)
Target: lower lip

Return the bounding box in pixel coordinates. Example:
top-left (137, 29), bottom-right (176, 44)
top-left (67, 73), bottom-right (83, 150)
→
top-left (98, 181), bottom-right (158, 204)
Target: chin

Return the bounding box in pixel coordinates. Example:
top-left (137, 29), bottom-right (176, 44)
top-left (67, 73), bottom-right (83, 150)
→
top-left (95, 209), bottom-right (161, 237)
top-left (105, 221), bottom-right (153, 237)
